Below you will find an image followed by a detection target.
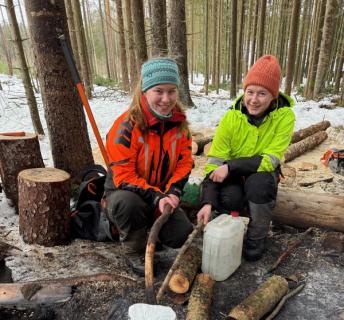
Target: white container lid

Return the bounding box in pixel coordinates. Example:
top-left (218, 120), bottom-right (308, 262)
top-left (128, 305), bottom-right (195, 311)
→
top-left (128, 303), bottom-right (176, 320)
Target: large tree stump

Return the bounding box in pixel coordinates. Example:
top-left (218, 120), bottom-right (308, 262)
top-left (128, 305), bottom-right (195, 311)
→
top-left (186, 273), bottom-right (214, 320)
top-left (291, 120), bottom-right (331, 143)
top-left (284, 131), bottom-right (328, 162)
top-left (0, 133), bottom-right (44, 209)
top-left (169, 246), bottom-right (201, 294)
top-left (228, 275), bottom-right (289, 320)
top-left (18, 168), bottom-right (71, 246)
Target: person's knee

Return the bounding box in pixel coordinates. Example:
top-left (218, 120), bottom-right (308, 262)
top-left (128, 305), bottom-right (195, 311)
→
top-left (245, 172), bottom-right (277, 203)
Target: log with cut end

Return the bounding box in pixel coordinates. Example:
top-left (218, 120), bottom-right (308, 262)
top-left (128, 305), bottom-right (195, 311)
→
top-left (228, 275), bottom-right (289, 320)
top-left (284, 131), bottom-right (328, 162)
top-left (0, 133), bottom-right (44, 209)
top-left (18, 168), bottom-right (71, 246)
top-left (291, 120), bottom-right (331, 143)
top-left (203, 141), bottom-right (212, 155)
top-left (186, 273), bottom-right (214, 320)
top-left (192, 137), bottom-right (213, 155)
top-left (168, 246), bottom-right (202, 294)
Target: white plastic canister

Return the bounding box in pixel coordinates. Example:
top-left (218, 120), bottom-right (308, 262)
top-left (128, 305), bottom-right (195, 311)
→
top-left (202, 212), bottom-right (245, 281)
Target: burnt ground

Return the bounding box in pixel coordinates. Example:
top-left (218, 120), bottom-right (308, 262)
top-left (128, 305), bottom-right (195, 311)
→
top-left (0, 224), bottom-right (343, 320)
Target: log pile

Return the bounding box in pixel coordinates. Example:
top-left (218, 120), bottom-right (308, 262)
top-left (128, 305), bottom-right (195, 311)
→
top-left (0, 132), bottom-right (44, 210)
top-left (18, 167), bottom-right (71, 246)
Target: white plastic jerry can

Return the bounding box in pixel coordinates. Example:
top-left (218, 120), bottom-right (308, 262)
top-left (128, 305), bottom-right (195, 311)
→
top-left (202, 212), bottom-right (245, 281)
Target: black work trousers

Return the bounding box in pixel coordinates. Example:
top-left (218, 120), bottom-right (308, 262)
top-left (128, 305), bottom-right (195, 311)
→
top-left (217, 171), bottom-right (279, 213)
top-left (105, 190), bottom-right (193, 249)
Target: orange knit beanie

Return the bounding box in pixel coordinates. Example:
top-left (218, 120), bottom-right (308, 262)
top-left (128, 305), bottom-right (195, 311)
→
top-left (243, 55), bottom-right (281, 98)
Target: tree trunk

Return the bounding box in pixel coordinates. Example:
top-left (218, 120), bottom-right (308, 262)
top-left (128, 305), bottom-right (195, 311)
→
top-left (168, 0), bottom-right (194, 106)
top-left (71, 0), bottom-right (93, 98)
top-left (98, 0), bottom-right (111, 79)
top-left (150, 0), bottom-right (168, 56)
top-left (305, 0), bottom-right (327, 98)
top-left (0, 133), bottom-right (44, 210)
top-left (284, 131), bottom-right (328, 162)
top-left (5, 0), bottom-right (44, 135)
top-left (314, 0), bottom-right (338, 98)
top-left (18, 168), bottom-right (70, 246)
top-left (230, 0), bottom-right (237, 98)
top-left (249, 0), bottom-right (259, 67)
top-left (291, 120), bottom-right (331, 143)
top-left (186, 273), bottom-right (214, 320)
top-left (228, 275), bottom-right (288, 320)
top-left (64, 0), bottom-right (81, 73)
top-left (24, 0), bottom-right (94, 178)
top-left (115, 0), bottom-right (130, 91)
top-left (284, 0), bottom-right (301, 95)
top-left (273, 189), bottom-right (344, 232)
top-left (168, 246), bottom-right (201, 294)
top-left (204, 0), bottom-right (209, 95)
top-left (257, 0), bottom-right (266, 58)
top-left (334, 37), bottom-right (344, 93)
top-left (104, 0), bottom-right (117, 81)
top-left (236, 0), bottom-right (244, 86)
top-left (0, 20), bottom-right (13, 75)
top-left (124, 0), bottom-right (137, 88)
top-left (131, 0), bottom-right (148, 69)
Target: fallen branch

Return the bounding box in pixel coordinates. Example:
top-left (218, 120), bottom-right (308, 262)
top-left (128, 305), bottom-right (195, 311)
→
top-left (145, 205), bottom-right (173, 304)
top-left (268, 228), bottom-right (313, 274)
top-left (265, 283), bottom-right (306, 320)
top-left (156, 220), bottom-right (203, 303)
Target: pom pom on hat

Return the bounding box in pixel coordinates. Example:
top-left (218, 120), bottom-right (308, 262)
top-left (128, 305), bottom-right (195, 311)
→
top-left (243, 55), bottom-right (281, 98)
top-left (141, 58), bottom-right (180, 92)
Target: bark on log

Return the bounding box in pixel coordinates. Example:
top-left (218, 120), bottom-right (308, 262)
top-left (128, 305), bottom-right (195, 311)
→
top-left (228, 275), bottom-right (289, 320)
top-left (273, 189), bottom-right (344, 232)
top-left (192, 137), bottom-right (213, 155)
top-left (291, 120), bottom-right (331, 144)
top-left (186, 273), bottom-right (214, 320)
top-left (284, 131), bottom-right (328, 162)
top-left (18, 168), bottom-right (71, 246)
top-left (168, 246), bottom-right (202, 294)
top-left (0, 133), bottom-right (44, 210)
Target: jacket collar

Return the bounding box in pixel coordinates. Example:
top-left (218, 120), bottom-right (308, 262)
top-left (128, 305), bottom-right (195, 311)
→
top-left (140, 95), bottom-right (186, 127)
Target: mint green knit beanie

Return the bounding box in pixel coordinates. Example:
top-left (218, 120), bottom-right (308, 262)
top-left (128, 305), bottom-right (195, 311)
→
top-left (141, 58), bottom-right (180, 92)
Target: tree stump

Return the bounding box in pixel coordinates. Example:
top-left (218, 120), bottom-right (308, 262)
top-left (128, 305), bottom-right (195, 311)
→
top-left (0, 133), bottom-right (44, 210)
top-left (18, 168), bottom-right (71, 246)
top-left (186, 273), bottom-right (214, 320)
top-left (169, 246), bottom-right (202, 294)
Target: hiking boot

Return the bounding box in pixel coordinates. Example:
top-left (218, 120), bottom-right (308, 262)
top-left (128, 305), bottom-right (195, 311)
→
top-left (243, 238), bottom-right (266, 261)
top-left (124, 253), bottom-right (145, 277)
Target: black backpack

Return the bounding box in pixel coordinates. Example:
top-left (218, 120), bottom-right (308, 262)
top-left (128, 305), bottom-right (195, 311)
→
top-left (70, 165), bottom-right (118, 241)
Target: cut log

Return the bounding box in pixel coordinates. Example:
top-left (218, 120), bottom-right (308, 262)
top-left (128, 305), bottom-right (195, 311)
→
top-left (291, 120), bottom-right (331, 143)
top-left (0, 133), bottom-right (44, 210)
top-left (168, 246), bottom-right (202, 294)
top-left (228, 275), bottom-right (289, 320)
top-left (186, 273), bottom-right (214, 320)
top-left (192, 137), bottom-right (213, 155)
top-left (284, 131), bottom-right (328, 162)
top-left (18, 168), bottom-right (71, 246)
top-left (273, 189), bottom-right (344, 232)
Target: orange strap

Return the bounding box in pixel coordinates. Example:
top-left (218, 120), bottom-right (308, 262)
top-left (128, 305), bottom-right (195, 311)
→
top-left (0, 131), bottom-right (25, 137)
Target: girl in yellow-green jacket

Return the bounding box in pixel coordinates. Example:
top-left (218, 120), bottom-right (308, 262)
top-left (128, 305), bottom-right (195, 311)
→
top-left (197, 55), bottom-right (295, 261)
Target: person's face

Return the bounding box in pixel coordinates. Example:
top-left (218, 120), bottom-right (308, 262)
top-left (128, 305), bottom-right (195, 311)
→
top-left (243, 85), bottom-right (275, 117)
top-left (143, 84), bottom-right (178, 116)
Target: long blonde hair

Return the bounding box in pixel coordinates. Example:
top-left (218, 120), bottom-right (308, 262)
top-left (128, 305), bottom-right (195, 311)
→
top-left (127, 77), bottom-right (189, 134)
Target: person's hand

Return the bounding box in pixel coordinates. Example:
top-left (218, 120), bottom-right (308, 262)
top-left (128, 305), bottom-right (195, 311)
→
top-left (209, 164), bottom-right (229, 183)
top-left (168, 194), bottom-right (180, 208)
top-left (197, 204), bottom-right (212, 225)
top-left (158, 196), bottom-right (177, 214)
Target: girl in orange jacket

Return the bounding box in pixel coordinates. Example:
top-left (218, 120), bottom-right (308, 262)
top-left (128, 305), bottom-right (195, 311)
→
top-left (104, 58), bottom-right (193, 275)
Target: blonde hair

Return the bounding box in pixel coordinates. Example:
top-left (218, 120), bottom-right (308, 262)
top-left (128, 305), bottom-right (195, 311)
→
top-left (127, 77), bottom-right (189, 134)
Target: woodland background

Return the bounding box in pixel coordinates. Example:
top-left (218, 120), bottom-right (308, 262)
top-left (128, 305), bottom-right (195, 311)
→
top-left (0, 0), bottom-right (343, 178)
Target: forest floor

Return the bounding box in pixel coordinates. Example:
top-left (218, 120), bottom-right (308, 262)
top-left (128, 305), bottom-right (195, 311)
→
top-left (0, 127), bottom-right (344, 320)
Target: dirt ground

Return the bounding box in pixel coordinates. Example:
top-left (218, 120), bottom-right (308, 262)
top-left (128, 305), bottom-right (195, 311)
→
top-left (0, 127), bottom-right (343, 320)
